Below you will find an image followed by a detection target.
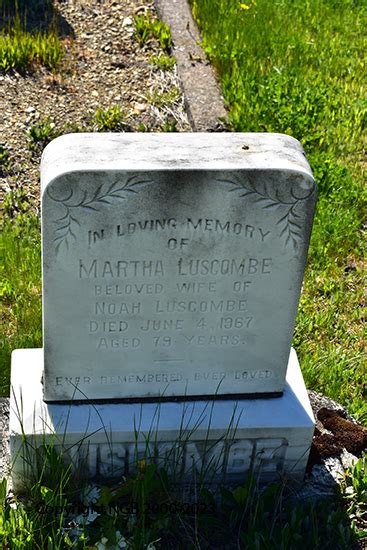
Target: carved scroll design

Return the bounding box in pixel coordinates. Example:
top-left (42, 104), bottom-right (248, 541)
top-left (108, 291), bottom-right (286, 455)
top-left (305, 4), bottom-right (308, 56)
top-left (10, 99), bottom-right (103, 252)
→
top-left (217, 175), bottom-right (315, 249)
top-left (48, 176), bottom-right (150, 254)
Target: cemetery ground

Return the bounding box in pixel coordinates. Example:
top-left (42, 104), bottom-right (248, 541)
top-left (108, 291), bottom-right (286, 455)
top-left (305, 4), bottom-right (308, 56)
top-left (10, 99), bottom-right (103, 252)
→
top-left (0, 0), bottom-right (366, 548)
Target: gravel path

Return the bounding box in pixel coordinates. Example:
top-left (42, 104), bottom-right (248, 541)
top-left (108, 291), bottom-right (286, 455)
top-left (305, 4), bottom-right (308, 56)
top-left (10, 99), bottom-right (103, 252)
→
top-left (0, 0), bottom-right (190, 211)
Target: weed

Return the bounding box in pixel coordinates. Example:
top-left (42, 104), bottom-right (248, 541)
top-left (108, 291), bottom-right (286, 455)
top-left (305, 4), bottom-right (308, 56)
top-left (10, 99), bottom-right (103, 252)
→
top-left (2, 186), bottom-right (30, 219)
top-left (3, 395), bottom-right (361, 548)
top-left (149, 53), bottom-right (176, 71)
top-left (340, 454), bottom-right (367, 540)
top-left (134, 12), bottom-right (172, 52)
top-left (26, 119), bottom-right (61, 153)
top-left (94, 105), bottom-right (128, 132)
top-left (159, 117), bottom-right (178, 132)
top-left (146, 86), bottom-right (180, 108)
top-left (0, 144), bottom-right (11, 173)
top-left (0, 464), bottom-right (359, 548)
top-left (4, 386), bottom-right (365, 547)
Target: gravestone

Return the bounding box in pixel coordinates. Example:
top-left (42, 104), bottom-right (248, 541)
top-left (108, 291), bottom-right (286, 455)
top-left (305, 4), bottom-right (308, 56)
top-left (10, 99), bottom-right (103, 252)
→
top-left (41, 133), bottom-right (316, 401)
top-left (10, 133), bottom-right (316, 489)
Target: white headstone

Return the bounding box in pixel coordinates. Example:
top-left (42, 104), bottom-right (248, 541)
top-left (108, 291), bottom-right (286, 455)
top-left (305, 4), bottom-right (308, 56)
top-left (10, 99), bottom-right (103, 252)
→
top-left (41, 133), bottom-right (316, 401)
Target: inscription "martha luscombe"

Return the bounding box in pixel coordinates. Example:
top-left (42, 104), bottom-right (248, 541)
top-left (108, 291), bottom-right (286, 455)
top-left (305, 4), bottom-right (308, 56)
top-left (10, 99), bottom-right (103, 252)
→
top-left (79, 258), bottom-right (273, 278)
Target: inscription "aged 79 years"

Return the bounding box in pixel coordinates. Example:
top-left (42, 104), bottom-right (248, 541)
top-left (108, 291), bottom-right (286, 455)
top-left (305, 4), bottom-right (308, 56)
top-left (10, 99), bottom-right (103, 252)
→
top-left (41, 133), bottom-right (316, 401)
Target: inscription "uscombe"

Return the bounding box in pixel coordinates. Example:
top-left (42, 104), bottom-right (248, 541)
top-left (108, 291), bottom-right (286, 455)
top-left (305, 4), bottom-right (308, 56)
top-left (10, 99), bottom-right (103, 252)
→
top-left (178, 258), bottom-right (272, 276)
top-left (154, 299), bottom-right (247, 313)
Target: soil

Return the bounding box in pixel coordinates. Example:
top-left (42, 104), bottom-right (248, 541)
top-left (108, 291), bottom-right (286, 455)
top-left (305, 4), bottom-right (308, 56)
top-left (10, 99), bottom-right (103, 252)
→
top-left (0, 0), bottom-right (190, 212)
top-left (307, 405), bottom-right (367, 468)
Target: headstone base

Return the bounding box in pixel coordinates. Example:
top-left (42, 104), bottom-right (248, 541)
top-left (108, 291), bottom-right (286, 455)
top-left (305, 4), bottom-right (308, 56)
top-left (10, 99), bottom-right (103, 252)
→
top-left (10, 348), bottom-right (314, 492)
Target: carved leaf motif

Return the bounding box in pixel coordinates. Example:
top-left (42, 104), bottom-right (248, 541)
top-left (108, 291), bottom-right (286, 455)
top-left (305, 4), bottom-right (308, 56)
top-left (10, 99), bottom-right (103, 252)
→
top-left (216, 175), bottom-right (314, 250)
top-left (48, 176), bottom-right (150, 254)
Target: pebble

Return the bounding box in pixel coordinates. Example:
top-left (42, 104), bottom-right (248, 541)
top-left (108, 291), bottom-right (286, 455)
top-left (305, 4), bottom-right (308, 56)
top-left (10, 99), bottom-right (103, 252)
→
top-left (122, 17), bottom-right (133, 27)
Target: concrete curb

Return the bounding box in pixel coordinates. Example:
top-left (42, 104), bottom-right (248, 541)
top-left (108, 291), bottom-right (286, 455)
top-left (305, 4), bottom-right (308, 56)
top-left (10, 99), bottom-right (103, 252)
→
top-left (0, 398), bottom-right (10, 479)
top-left (155, 0), bottom-right (228, 131)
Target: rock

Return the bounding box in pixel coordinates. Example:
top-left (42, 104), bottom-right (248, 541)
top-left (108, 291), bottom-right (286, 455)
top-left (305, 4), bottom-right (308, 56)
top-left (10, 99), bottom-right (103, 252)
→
top-left (122, 16), bottom-right (133, 27)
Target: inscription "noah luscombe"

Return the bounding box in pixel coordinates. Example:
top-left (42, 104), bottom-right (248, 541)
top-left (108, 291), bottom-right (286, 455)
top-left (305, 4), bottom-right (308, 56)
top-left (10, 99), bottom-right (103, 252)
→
top-left (79, 258), bottom-right (273, 278)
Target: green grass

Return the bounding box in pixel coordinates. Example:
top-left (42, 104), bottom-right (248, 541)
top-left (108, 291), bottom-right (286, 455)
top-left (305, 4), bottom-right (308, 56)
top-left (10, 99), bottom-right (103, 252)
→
top-left (0, 24), bottom-right (64, 73)
top-left (134, 11), bottom-right (172, 52)
top-left (94, 105), bottom-right (128, 132)
top-left (146, 86), bottom-right (181, 108)
top-left (149, 53), bottom-right (176, 71)
top-left (0, 215), bottom-right (42, 395)
top-left (190, 0), bottom-right (367, 423)
top-left (0, 0), bottom-right (65, 74)
top-left (1, 408), bottom-right (365, 549)
top-left (26, 119), bottom-right (62, 153)
top-left (0, 144), bottom-right (11, 173)
top-left (1, 469), bottom-right (360, 548)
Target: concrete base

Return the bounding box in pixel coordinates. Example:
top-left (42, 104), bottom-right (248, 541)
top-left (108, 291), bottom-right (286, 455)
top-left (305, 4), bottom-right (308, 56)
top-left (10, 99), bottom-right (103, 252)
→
top-left (10, 348), bottom-right (314, 492)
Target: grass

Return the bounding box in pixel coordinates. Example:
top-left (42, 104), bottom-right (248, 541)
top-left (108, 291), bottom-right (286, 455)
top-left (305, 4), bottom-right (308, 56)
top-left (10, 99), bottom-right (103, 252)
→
top-left (1, 392), bottom-right (365, 548)
top-left (0, 215), bottom-right (42, 395)
top-left (26, 119), bottom-right (61, 153)
top-left (94, 105), bottom-right (128, 132)
top-left (0, 144), bottom-right (11, 174)
top-left (134, 11), bottom-right (172, 52)
top-left (0, 0), bottom-right (65, 73)
top-left (2, 466), bottom-right (362, 548)
top-left (149, 54), bottom-right (176, 72)
top-left (0, 26), bottom-right (64, 72)
top-left (25, 105), bottom-right (129, 153)
top-left (190, 0), bottom-right (367, 423)
top-left (145, 86), bottom-right (181, 108)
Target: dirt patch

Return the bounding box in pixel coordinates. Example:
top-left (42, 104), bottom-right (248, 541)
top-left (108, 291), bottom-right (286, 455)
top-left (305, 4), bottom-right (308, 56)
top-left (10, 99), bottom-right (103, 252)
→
top-left (0, 0), bottom-right (190, 212)
top-left (308, 407), bottom-right (367, 468)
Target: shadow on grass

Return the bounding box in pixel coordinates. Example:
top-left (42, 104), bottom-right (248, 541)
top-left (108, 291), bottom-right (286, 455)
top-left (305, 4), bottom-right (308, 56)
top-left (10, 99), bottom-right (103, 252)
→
top-left (0, 0), bottom-right (74, 38)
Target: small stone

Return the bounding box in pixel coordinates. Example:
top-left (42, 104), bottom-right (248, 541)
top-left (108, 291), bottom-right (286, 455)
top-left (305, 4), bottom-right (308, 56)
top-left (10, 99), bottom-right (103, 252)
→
top-left (122, 16), bottom-right (133, 27)
top-left (340, 449), bottom-right (358, 470)
top-left (133, 102), bottom-right (147, 113)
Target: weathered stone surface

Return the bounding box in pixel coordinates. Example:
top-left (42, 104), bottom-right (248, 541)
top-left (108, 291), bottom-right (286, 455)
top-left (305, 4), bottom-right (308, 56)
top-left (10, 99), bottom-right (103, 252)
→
top-left (10, 347), bottom-right (315, 491)
top-left (41, 133), bottom-right (316, 401)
